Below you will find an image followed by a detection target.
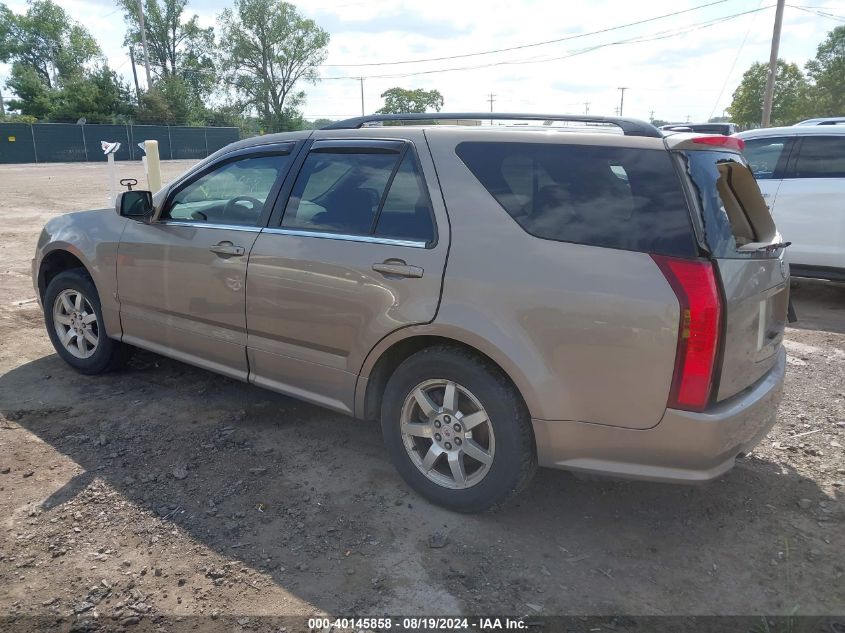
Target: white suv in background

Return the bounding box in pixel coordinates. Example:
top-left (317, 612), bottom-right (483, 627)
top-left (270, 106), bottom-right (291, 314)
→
top-left (794, 117), bottom-right (845, 126)
top-left (736, 125), bottom-right (845, 281)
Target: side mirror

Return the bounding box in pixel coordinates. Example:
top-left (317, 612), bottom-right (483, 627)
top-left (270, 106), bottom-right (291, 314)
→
top-left (116, 190), bottom-right (154, 221)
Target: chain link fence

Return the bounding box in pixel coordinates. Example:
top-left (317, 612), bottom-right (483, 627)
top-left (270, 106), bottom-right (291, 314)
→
top-left (0, 123), bottom-right (240, 164)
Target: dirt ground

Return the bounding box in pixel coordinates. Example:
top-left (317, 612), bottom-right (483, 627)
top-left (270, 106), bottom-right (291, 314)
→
top-left (0, 161), bottom-right (843, 628)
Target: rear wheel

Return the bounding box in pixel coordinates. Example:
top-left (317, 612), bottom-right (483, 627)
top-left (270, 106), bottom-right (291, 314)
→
top-left (381, 346), bottom-right (536, 512)
top-left (44, 269), bottom-right (132, 374)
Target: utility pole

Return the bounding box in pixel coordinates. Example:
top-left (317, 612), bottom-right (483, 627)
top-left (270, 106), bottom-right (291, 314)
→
top-left (584, 101), bottom-right (590, 115)
top-left (649, 109), bottom-right (655, 122)
top-left (129, 46), bottom-right (142, 106)
top-left (137, 0), bottom-right (153, 89)
top-left (359, 77), bottom-right (364, 115)
top-left (761, 0), bottom-right (786, 127)
top-left (617, 87), bottom-right (628, 117)
top-left (0, 87), bottom-right (5, 119)
top-left (487, 92), bottom-right (496, 125)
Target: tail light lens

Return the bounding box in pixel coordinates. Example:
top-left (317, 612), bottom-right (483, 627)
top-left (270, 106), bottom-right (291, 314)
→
top-left (692, 135), bottom-right (745, 151)
top-left (652, 255), bottom-right (722, 412)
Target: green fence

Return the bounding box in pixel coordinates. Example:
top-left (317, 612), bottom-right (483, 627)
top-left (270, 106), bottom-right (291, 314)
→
top-left (0, 123), bottom-right (240, 164)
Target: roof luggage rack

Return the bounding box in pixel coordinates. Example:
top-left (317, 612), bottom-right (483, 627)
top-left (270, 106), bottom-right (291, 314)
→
top-left (322, 113), bottom-right (663, 138)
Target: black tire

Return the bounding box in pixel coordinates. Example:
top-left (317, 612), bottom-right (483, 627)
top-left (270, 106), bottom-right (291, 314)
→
top-left (381, 345), bottom-right (537, 512)
top-left (43, 269), bottom-right (133, 374)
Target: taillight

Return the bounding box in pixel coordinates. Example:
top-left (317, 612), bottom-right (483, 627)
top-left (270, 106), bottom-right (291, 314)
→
top-left (651, 255), bottom-right (722, 412)
top-left (692, 135), bottom-right (745, 151)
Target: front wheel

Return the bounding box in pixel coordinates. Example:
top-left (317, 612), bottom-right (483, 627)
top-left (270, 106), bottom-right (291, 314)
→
top-left (43, 269), bottom-right (132, 374)
top-left (381, 346), bottom-right (537, 512)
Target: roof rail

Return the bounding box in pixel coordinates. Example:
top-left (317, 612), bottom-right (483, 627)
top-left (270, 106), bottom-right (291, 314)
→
top-left (322, 112), bottom-right (663, 138)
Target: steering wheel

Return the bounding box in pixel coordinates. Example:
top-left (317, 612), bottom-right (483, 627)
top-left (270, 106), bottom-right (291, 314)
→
top-left (223, 195), bottom-right (263, 219)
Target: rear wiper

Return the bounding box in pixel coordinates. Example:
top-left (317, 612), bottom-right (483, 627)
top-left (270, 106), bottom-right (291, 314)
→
top-left (753, 241), bottom-right (791, 253)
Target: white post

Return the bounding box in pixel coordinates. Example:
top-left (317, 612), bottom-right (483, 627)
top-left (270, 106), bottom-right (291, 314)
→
top-left (107, 152), bottom-right (118, 207)
top-left (144, 139), bottom-right (162, 192)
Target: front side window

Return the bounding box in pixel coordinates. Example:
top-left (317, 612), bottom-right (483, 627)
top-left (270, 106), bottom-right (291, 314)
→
top-left (165, 154), bottom-right (289, 226)
top-left (792, 136), bottom-right (845, 178)
top-left (282, 147), bottom-right (435, 243)
top-left (743, 137), bottom-right (789, 179)
top-left (456, 141), bottom-right (697, 257)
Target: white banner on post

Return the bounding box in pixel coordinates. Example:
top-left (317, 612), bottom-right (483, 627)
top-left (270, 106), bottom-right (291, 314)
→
top-left (101, 141), bottom-right (121, 206)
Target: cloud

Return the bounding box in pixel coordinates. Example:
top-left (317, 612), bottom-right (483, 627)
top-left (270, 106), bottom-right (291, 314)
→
top-left (312, 10), bottom-right (471, 39)
top-left (2, 0), bottom-right (843, 124)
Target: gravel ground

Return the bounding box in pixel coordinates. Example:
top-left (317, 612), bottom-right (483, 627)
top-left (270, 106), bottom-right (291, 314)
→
top-left (0, 161), bottom-right (843, 629)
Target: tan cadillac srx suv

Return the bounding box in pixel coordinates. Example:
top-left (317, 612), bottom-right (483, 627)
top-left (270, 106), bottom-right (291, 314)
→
top-left (33, 113), bottom-right (790, 512)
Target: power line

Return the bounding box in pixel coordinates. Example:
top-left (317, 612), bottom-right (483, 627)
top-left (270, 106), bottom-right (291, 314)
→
top-left (788, 4), bottom-right (845, 20)
top-left (318, 5), bottom-right (775, 81)
top-left (319, 0), bottom-right (730, 67)
top-left (158, 5), bottom-right (777, 88)
top-left (708, 0), bottom-right (765, 120)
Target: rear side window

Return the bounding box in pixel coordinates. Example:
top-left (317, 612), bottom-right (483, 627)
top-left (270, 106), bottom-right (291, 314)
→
top-left (743, 137), bottom-right (789, 179)
top-left (455, 142), bottom-right (697, 257)
top-left (283, 151), bottom-right (396, 235)
top-left (282, 148), bottom-right (435, 243)
top-left (374, 153), bottom-right (435, 243)
top-left (680, 150), bottom-right (776, 258)
top-left (792, 136), bottom-right (845, 178)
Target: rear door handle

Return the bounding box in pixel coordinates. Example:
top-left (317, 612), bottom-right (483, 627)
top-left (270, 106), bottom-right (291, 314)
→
top-left (210, 242), bottom-right (245, 257)
top-left (372, 261), bottom-right (424, 278)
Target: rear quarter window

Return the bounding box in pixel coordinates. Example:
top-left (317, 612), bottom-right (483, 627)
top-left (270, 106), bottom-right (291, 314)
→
top-left (680, 150), bottom-right (777, 258)
top-left (455, 142), bottom-right (697, 258)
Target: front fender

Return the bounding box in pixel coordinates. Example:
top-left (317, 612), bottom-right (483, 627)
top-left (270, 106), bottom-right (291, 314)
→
top-left (35, 209), bottom-right (128, 337)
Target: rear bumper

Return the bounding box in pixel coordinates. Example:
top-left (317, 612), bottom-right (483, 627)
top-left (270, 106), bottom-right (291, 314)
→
top-left (533, 347), bottom-right (785, 483)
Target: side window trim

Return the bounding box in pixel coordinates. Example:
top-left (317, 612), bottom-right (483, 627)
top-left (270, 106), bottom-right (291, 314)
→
top-left (270, 140), bottom-right (439, 248)
top-left (160, 142), bottom-right (298, 228)
top-left (369, 144), bottom-right (409, 234)
top-left (774, 137), bottom-right (798, 179)
top-left (376, 147), bottom-right (439, 247)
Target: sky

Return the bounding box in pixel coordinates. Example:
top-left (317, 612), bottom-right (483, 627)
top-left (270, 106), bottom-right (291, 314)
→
top-left (2, 0), bottom-right (844, 123)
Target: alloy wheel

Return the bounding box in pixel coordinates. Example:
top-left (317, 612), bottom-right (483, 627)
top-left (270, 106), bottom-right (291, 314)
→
top-left (52, 289), bottom-right (99, 359)
top-left (399, 379), bottom-right (496, 490)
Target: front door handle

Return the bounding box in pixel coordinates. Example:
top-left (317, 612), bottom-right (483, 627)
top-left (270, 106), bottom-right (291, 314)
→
top-left (372, 260), bottom-right (424, 278)
top-left (210, 242), bottom-right (245, 257)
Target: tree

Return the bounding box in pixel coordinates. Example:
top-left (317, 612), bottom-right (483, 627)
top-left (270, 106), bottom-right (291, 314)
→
top-left (50, 66), bottom-right (135, 123)
top-left (312, 118), bottom-right (336, 129)
top-left (805, 26), bottom-right (845, 116)
top-left (135, 88), bottom-right (175, 125)
top-left (377, 87), bottom-right (444, 113)
top-left (119, 0), bottom-right (215, 82)
top-left (218, 0), bottom-right (329, 133)
top-left (5, 64), bottom-right (54, 118)
top-left (0, 0), bottom-right (100, 89)
top-left (0, 0), bottom-right (138, 123)
top-left (728, 60), bottom-right (810, 127)
top-left (119, 0), bottom-right (216, 120)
